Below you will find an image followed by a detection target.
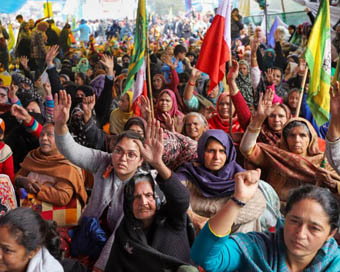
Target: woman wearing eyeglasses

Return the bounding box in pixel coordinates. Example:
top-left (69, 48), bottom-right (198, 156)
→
top-left (53, 90), bottom-right (146, 272)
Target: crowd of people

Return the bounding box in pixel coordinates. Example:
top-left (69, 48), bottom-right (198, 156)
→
top-left (0, 4), bottom-right (339, 272)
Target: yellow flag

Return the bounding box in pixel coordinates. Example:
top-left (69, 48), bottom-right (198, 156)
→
top-left (7, 24), bottom-right (15, 51)
top-left (43, 2), bottom-right (53, 18)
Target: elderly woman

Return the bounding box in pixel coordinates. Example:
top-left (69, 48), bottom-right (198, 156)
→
top-left (192, 180), bottom-right (340, 271)
top-left (240, 89), bottom-right (340, 207)
top-left (104, 121), bottom-right (198, 272)
top-left (155, 89), bottom-right (184, 133)
top-left (176, 130), bottom-right (280, 233)
top-left (15, 122), bottom-right (87, 207)
top-left (182, 112), bottom-right (208, 141)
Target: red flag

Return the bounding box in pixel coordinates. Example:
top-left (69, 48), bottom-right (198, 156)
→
top-left (196, 0), bottom-right (232, 93)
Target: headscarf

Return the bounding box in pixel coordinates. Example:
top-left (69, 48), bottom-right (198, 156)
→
top-left (207, 93), bottom-right (243, 134)
top-left (73, 58), bottom-right (90, 74)
top-left (202, 79), bottom-right (224, 106)
top-left (123, 116), bottom-right (147, 137)
top-left (279, 117), bottom-right (321, 156)
top-left (263, 48), bottom-right (275, 70)
top-left (155, 89), bottom-right (184, 124)
top-left (104, 172), bottom-right (192, 271)
top-left (19, 147), bottom-right (87, 205)
top-left (235, 60), bottom-right (254, 108)
top-left (258, 104), bottom-right (291, 146)
top-left (109, 91), bottom-right (134, 135)
top-left (176, 129), bottom-right (245, 198)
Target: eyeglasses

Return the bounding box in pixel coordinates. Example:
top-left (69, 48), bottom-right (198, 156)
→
top-left (112, 147), bottom-right (138, 161)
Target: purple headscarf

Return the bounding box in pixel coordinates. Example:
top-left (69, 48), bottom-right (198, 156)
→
top-left (176, 129), bottom-right (244, 198)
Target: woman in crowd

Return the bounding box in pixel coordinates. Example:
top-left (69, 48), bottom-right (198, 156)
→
top-left (15, 122), bottom-right (87, 207)
top-left (105, 120), bottom-right (198, 272)
top-left (235, 59), bottom-right (255, 111)
top-left (176, 129), bottom-right (280, 233)
top-left (240, 88), bottom-right (340, 207)
top-left (191, 177), bottom-right (340, 271)
top-left (109, 91), bottom-right (134, 135)
top-left (0, 207), bottom-right (64, 272)
top-left (154, 89), bottom-right (184, 133)
top-left (54, 90), bottom-right (148, 271)
top-left (182, 112), bottom-right (208, 141)
top-left (229, 59), bottom-right (291, 146)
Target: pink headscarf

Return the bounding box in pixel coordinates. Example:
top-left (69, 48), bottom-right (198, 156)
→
top-left (155, 89), bottom-right (184, 124)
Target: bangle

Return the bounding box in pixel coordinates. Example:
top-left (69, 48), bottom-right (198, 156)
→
top-left (231, 196), bottom-right (246, 207)
top-left (247, 125), bottom-right (261, 133)
top-left (188, 80), bottom-right (196, 86)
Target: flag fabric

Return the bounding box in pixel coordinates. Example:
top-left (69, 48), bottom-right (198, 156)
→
top-left (7, 24), bottom-right (15, 51)
top-left (267, 16), bottom-right (288, 48)
top-left (238, 0), bottom-right (250, 17)
top-left (305, 0), bottom-right (331, 126)
top-left (43, 2), bottom-right (53, 18)
top-left (123, 0), bottom-right (147, 96)
top-left (195, 0), bottom-right (231, 93)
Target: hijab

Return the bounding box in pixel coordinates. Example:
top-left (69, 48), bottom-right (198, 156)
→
top-left (258, 104), bottom-right (291, 146)
top-left (176, 129), bottom-right (245, 198)
top-left (155, 89), bottom-right (184, 124)
top-left (109, 91), bottom-right (134, 135)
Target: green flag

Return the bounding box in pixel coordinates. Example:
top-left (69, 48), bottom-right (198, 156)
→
top-left (304, 0), bottom-right (331, 126)
top-left (123, 0), bottom-right (147, 94)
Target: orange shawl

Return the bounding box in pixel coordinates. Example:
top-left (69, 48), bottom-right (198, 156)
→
top-left (19, 148), bottom-right (87, 205)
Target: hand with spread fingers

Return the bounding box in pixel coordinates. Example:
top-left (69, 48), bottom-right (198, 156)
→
top-left (54, 90), bottom-right (72, 135)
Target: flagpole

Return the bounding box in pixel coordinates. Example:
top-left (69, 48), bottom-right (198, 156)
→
top-left (295, 67), bottom-right (309, 117)
top-left (264, 0), bottom-right (268, 46)
top-left (146, 27), bottom-right (154, 119)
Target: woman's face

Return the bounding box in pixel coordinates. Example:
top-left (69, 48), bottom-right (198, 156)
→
top-left (288, 91), bottom-right (300, 110)
top-left (205, 82), bottom-right (219, 99)
top-left (217, 95), bottom-right (235, 120)
top-left (75, 75), bottom-right (84, 86)
top-left (39, 124), bottom-right (56, 155)
top-left (185, 115), bottom-right (207, 141)
top-left (267, 106), bottom-right (287, 131)
top-left (286, 125), bottom-right (310, 156)
top-left (284, 199), bottom-right (336, 264)
top-left (204, 139), bottom-right (227, 171)
top-left (0, 226), bottom-right (37, 272)
top-left (152, 75), bottom-right (163, 91)
top-left (239, 64), bottom-right (248, 77)
top-left (0, 88), bottom-right (8, 104)
top-left (158, 93), bottom-right (173, 113)
top-left (111, 137), bottom-right (143, 181)
top-left (118, 94), bottom-right (130, 112)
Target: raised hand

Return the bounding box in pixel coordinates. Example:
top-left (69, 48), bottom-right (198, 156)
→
top-left (190, 67), bottom-right (201, 81)
top-left (265, 68), bottom-right (274, 84)
top-left (11, 104), bottom-right (31, 123)
top-left (227, 59), bottom-right (239, 83)
top-left (43, 82), bottom-right (52, 97)
top-left (327, 82), bottom-right (340, 141)
top-left (8, 84), bottom-right (19, 100)
top-left (46, 45), bottom-right (59, 66)
top-left (139, 95), bottom-right (152, 122)
top-left (99, 54), bottom-right (114, 76)
top-left (233, 169), bottom-right (261, 203)
top-left (54, 90), bottom-right (71, 134)
top-left (255, 88), bottom-right (275, 122)
top-left (162, 112), bottom-right (175, 132)
top-left (82, 94), bottom-right (96, 123)
top-left (134, 119), bottom-right (164, 167)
